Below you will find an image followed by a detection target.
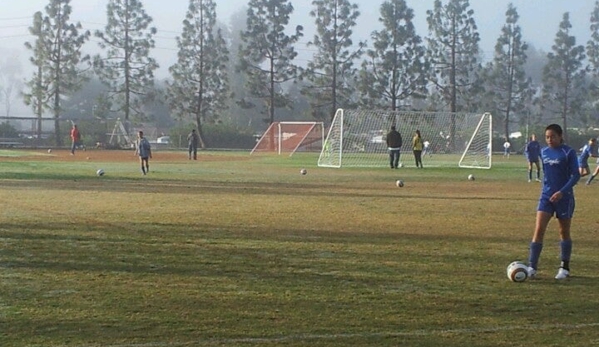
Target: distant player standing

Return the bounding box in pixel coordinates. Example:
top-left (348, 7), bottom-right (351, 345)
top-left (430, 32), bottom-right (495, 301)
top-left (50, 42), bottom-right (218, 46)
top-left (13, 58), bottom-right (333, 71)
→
top-left (423, 140), bottom-right (431, 157)
top-left (70, 124), bottom-right (82, 155)
top-left (577, 138), bottom-right (597, 178)
top-left (524, 134), bottom-right (541, 182)
top-left (135, 131), bottom-right (152, 175)
top-left (187, 129), bottom-right (200, 160)
top-left (527, 124), bottom-right (580, 280)
top-left (503, 139), bottom-right (511, 157)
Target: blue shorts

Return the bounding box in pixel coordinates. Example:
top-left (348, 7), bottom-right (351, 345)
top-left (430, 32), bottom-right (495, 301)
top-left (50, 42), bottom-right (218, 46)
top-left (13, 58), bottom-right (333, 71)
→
top-left (579, 159), bottom-right (589, 170)
top-left (537, 194), bottom-right (575, 219)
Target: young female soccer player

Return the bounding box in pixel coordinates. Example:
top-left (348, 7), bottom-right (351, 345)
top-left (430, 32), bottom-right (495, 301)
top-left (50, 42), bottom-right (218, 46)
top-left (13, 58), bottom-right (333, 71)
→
top-left (578, 138), bottom-right (597, 177)
top-left (527, 124), bottom-right (580, 280)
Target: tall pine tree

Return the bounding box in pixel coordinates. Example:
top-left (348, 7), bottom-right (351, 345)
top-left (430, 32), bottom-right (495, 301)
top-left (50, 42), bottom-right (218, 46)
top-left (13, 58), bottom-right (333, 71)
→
top-left (426, 0), bottom-right (481, 113)
top-left (542, 12), bottom-right (586, 141)
top-left (167, 0), bottom-right (229, 148)
top-left (23, 11), bottom-right (48, 142)
top-left (23, 0), bottom-right (90, 146)
top-left (302, 0), bottom-right (364, 120)
top-left (483, 4), bottom-right (532, 141)
top-left (587, 1), bottom-right (599, 125)
top-left (357, 0), bottom-right (428, 111)
top-left (426, 0), bottom-right (481, 149)
top-left (238, 0), bottom-right (303, 125)
top-left (94, 0), bottom-right (158, 133)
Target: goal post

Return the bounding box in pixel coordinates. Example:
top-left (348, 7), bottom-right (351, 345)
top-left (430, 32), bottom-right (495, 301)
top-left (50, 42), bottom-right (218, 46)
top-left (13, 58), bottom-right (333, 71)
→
top-left (251, 121), bottom-right (325, 156)
top-left (458, 112), bottom-right (493, 169)
top-left (317, 109), bottom-right (492, 168)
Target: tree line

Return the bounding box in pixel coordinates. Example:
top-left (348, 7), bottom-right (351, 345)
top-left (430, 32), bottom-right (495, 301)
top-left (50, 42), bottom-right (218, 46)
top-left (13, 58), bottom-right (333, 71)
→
top-left (11, 0), bottom-right (599, 147)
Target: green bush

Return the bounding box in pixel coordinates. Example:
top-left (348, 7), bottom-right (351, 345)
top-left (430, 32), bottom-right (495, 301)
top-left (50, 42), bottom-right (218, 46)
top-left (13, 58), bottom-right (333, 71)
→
top-left (0, 121), bottom-right (19, 138)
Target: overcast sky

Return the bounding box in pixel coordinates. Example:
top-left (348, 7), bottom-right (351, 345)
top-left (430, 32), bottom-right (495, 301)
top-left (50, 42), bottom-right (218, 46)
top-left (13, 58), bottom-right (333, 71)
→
top-left (0, 0), bottom-right (596, 79)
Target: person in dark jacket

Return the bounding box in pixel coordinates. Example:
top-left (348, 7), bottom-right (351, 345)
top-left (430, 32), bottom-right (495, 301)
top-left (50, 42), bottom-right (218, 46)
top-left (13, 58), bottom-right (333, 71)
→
top-left (386, 126), bottom-right (403, 169)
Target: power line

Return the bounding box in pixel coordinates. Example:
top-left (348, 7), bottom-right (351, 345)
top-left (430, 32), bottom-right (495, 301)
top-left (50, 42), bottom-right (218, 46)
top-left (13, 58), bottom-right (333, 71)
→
top-left (0, 16), bottom-right (32, 21)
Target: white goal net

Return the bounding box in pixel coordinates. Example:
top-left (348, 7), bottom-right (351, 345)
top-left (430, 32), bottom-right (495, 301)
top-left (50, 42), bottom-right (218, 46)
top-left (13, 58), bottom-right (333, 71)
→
top-left (318, 109), bottom-right (492, 169)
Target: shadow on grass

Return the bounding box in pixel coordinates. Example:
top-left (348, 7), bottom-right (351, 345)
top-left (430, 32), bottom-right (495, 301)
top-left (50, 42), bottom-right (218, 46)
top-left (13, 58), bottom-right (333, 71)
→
top-left (0, 177), bottom-right (533, 201)
top-left (3, 221), bottom-right (599, 285)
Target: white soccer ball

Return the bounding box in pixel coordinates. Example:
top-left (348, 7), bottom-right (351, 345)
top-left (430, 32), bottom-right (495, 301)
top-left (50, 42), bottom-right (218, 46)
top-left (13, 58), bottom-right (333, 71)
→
top-left (507, 261), bottom-right (528, 282)
top-left (468, 174), bottom-right (475, 181)
top-left (47, 148), bottom-right (52, 154)
top-left (300, 168), bottom-right (307, 175)
top-left (96, 169), bottom-right (105, 177)
top-left (398, 163), bottom-right (404, 168)
top-left (395, 180), bottom-right (404, 187)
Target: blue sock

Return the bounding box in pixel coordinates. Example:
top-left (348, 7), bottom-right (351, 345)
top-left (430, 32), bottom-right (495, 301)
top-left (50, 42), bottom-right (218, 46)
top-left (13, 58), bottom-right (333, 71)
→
top-left (560, 239), bottom-right (572, 267)
top-left (528, 242), bottom-right (543, 269)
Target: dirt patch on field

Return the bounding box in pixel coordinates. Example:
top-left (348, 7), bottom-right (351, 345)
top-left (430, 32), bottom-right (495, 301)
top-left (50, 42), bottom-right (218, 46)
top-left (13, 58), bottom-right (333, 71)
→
top-left (0, 149), bottom-right (249, 163)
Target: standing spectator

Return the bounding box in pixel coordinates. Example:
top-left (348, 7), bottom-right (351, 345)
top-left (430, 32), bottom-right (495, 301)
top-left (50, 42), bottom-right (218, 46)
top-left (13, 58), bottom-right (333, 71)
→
top-left (70, 124), bottom-right (82, 155)
top-left (386, 125), bottom-right (402, 169)
top-left (412, 130), bottom-right (424, 168)
top-left (525, 134), bottom-right (542, 182)
top-left (526, 124), bottom-right (580, 280)
top-left (135, 130), bottom-right (152, 175)
top-left (503, 139), bottom-right (511, 158)
top-left (187, 129), bottom-right (200, 160)
top-left (578, 138), bottom-right (598, 178)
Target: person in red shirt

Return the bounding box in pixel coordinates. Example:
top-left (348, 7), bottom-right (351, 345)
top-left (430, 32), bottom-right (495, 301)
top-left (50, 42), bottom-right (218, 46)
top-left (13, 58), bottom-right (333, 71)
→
top-left (70, 124), bottom-right (82, 155)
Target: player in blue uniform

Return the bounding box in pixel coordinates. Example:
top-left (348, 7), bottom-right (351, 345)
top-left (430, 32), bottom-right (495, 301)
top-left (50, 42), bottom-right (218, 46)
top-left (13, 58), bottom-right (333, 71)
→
top-left (577, 138), bottom-right (597, 178)
top-left (527, 124), bottom-right (580, 280)
top-left (524, 134), bottom-right (541, 182)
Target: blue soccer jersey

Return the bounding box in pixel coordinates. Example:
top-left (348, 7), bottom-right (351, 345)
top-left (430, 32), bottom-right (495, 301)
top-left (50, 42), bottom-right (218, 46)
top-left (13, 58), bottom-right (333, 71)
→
top-left (578, 143), bottom-right (597, 167)
top-left (540, 144), bottom-right (580, 198)
top-left (525, 140), bottom-right (541, 162)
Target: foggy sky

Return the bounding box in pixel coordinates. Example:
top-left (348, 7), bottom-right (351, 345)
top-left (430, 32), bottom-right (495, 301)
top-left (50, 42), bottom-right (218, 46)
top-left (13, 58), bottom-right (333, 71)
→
top-left (0, 0), bottom-right (595, 79)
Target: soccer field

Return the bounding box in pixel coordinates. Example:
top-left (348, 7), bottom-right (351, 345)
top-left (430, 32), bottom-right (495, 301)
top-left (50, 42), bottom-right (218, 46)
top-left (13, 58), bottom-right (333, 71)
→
top-left (1, 149), bottom-right (599, 346)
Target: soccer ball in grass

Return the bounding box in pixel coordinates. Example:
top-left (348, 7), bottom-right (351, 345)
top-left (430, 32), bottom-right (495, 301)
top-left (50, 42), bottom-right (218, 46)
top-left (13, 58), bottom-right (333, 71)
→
top-left (47, 148), bottom-right (52, 154)
top-left (468, 174), bottom-right (475, 181)
top-left (398, 162), bottom-right (404, 168)
top-left (96, 169), bottom-right (105, 177)
top-left (395, 180), bottom-right (404, 187)
top-left (507, 261), bottom-right (528, 282)
top-left (300, 168), bottom-right (307, 175)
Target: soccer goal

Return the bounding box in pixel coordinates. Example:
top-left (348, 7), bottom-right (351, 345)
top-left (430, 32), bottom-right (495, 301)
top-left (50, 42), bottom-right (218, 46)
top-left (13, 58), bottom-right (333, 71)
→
top-left (317, 109), bottom-right (492, 169)
top-left (251, 121), bottom-right (325, 156)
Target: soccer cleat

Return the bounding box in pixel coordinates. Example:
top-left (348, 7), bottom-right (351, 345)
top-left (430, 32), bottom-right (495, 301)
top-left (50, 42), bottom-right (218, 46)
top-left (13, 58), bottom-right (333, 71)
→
top-left (555, 268), bottom-right (570, 280)
top-left (528, 179), bottom-right (531, 183)
top-left (535, 178), bottom-right (541, 182)
top-left (527, 267), bottom-right (537, 279)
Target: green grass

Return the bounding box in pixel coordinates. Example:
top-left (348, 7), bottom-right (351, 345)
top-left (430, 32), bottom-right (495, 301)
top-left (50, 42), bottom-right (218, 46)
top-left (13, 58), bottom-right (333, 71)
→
top-left (1, 151), bottom-right (599, 346)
